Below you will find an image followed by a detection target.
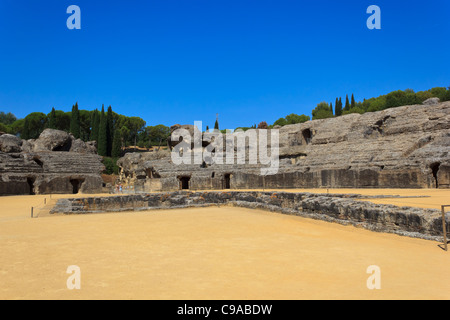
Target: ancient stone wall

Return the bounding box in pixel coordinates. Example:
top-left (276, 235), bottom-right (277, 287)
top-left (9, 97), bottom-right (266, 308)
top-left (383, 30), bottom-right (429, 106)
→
top-left (118, 101), bottom-right (450, 191)
top-left (0, 129), bottom-right (104, 195)
top-left (50, 191), bottom-right (449, 241)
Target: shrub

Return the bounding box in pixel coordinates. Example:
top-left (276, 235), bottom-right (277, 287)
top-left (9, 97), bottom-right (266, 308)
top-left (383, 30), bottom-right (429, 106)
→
top-left (102, 157), bottom-right (119, 175)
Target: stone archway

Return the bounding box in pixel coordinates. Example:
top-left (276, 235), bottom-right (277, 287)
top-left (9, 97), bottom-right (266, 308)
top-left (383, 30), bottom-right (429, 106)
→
top-left (27, 177), bottom-right (36, 195)
top-left (430, 163), bottom-right (440, 188)
top-left (224, 174), bottom-right (231, 189)
top-left (179, 176), bottom-right (190, 190)
top-left (70, 179), bottom-right (84, 194)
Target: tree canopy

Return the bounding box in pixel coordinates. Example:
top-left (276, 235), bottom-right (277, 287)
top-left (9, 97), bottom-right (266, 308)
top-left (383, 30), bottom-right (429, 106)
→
top-left (312, 102), bottom-right (333, 120)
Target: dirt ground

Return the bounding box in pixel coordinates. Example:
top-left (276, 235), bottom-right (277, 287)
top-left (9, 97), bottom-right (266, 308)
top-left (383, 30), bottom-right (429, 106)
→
top-left (0, 190), bottom-right (449, 300)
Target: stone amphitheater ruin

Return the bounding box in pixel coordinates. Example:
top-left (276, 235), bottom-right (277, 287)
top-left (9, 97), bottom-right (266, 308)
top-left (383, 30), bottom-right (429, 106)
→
top-left (0, 128), bottom-right (104, 195)
top-left (1, 101), bottom-right (449, 241)
top-left (118, 101), bottom-right (450, 192)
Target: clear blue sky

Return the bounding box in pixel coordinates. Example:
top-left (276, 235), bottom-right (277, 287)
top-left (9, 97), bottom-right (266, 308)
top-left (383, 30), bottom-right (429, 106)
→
top-left (0, 0), bottom-right (449, 129)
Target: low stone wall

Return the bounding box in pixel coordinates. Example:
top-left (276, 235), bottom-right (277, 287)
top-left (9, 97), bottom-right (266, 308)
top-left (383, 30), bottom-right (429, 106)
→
top-left (50, 191), bottom-right (449, 241)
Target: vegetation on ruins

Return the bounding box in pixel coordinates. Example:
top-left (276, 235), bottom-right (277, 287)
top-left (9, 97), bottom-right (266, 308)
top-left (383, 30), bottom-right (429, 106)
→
top-left (274, 86), bottom-right (450, 125)
top-left (0, 85), bottom-right (449, 160)
top-left (273, 114), bottom-right (310, 126)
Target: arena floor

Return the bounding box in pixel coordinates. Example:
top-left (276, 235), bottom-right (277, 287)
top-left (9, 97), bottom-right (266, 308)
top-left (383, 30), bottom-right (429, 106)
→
top-left (0, 189), bottom-right (449, 300)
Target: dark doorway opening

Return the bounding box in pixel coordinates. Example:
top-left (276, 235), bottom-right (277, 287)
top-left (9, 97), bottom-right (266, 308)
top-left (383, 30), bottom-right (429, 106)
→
top-left (70, 179), bottom-right (84, 194)
top-left (179, 176), bottom-right (190, 190)
top-left (27, 177), bottom-right (35, 195)
top-left (430, 163), bottom-right (440, 188)
top-left (224, 174), bottom-right (231, 189)
top-left (302, 129), bottom-right (312, 144)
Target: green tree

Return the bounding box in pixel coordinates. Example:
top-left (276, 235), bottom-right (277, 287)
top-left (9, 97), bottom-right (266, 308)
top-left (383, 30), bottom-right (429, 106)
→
top-left (351, 94), bottom-right (356, 110)
top-left (128, 117), bottom-right (146, 150)
top-left (106, 106), bottom-right (114, 156)
top-left (90, 109), bottom-right (100, 142)
top-left (335, 97), bottom-right (343, 116)
top-left (21, 112), bottom-right (47, 139)
top-left (416, 90), bottom-right (433, 103)
top-left (273, 117), bottom-right (287, 126)
top-left (146, 124), bottom-right (170, 147)
top-left (111, 129), bottom-right (122, 158)
top-left (0, 123), bottom-right (10, 133)
top-left (214, 119), bottom-right (219, 130)
top-left (285, 113), bottom-right (310, 125)
top-left (78, 110), bottom-right (92, 141)
top-left (429, 87), bottom-right (447, 100)
top-left (120, 126), bottom-right (130, 147)
top-left (444, 87), bottom-right (450, 101)
top-left (312, 102), bottom-right (333, 120)
top-left (102, 157), bottom-right (119, 175)
top-left (9, 119), bottom-right (24, 136)
top-left (21, 118), bottom-right (30, 139)
top-left (0, 112), bottom-right (17, 125)
top-left (70, 102), bottom-right (81, 139)
top-left (48, 107), bottom-right (57, 129)
top-left (51, 110), bottom-right (71, 132)
top-left (97, 105), bottom-right (108, 156)
top-left (344, 95), bottom-right (350, 112)
top-left (343, 107), bottom-right (365, 115)
top-left (385, 90), bottom-right (418, 109)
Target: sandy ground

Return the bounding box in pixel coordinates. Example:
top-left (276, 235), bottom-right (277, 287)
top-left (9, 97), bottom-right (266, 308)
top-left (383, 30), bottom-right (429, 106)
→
top-left (0, 190), bottom-right (449, 300)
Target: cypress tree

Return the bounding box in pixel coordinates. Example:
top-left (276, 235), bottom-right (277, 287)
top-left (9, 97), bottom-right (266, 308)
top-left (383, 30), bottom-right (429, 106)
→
top-left (90, 109), bottom-right (99, 142)
top-left (106, 106), bottom-right (114, 156)
top-left (22, 118), bottom-right (30, 140)
top-left (335, 98), bottom-right (342, 116)
top-left (70, 102), bottom-right (80, 139)
top-left (330, 102), bottom-right (333, 115)
top-left (334, 98), bottom-right (342, 117)
top-left (344, 95), bottom-right (350, 111)
top-left (97, 105), bottom-right (108, 156)
top-left (351, 94), bottom-right (356, 110)
top-left (214, 119), bottom-right (219, 130)
top-left (48, 107), bottom-right (57, 129)
top-left (111, 129), bottom-right (122, 158)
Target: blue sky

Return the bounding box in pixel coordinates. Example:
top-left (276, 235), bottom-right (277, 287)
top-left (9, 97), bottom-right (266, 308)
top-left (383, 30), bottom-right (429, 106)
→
top-left (0, 0), bottom-right (449, 130)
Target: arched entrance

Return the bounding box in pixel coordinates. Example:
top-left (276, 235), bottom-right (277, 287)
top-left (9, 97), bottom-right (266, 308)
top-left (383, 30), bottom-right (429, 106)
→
top-left (179, 176), bottom-right (191, 190)
top-left (224, 174), bottom-right (231, 189)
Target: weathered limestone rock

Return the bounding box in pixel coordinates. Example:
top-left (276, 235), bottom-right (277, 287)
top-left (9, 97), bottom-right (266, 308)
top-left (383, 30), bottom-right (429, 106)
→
top-left (0, 129), bottom-right (104, 195)
top-left (118, 102), bottom-right (450, 191)
top-left (33, 129), bottom-right (72, 152)
top-left (69, 138), bottom-right (97, 154)
top-left (0, 134), bottom-right (22, 153)
top-left (423, 97), bottom-right (440, 105)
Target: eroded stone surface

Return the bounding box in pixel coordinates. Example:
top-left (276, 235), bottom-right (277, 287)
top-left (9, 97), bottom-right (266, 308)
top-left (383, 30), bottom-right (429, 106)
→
top-left (118, 102), bottom-right (450, 191)
top-left (0, 129), bottom-right (104, 195)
